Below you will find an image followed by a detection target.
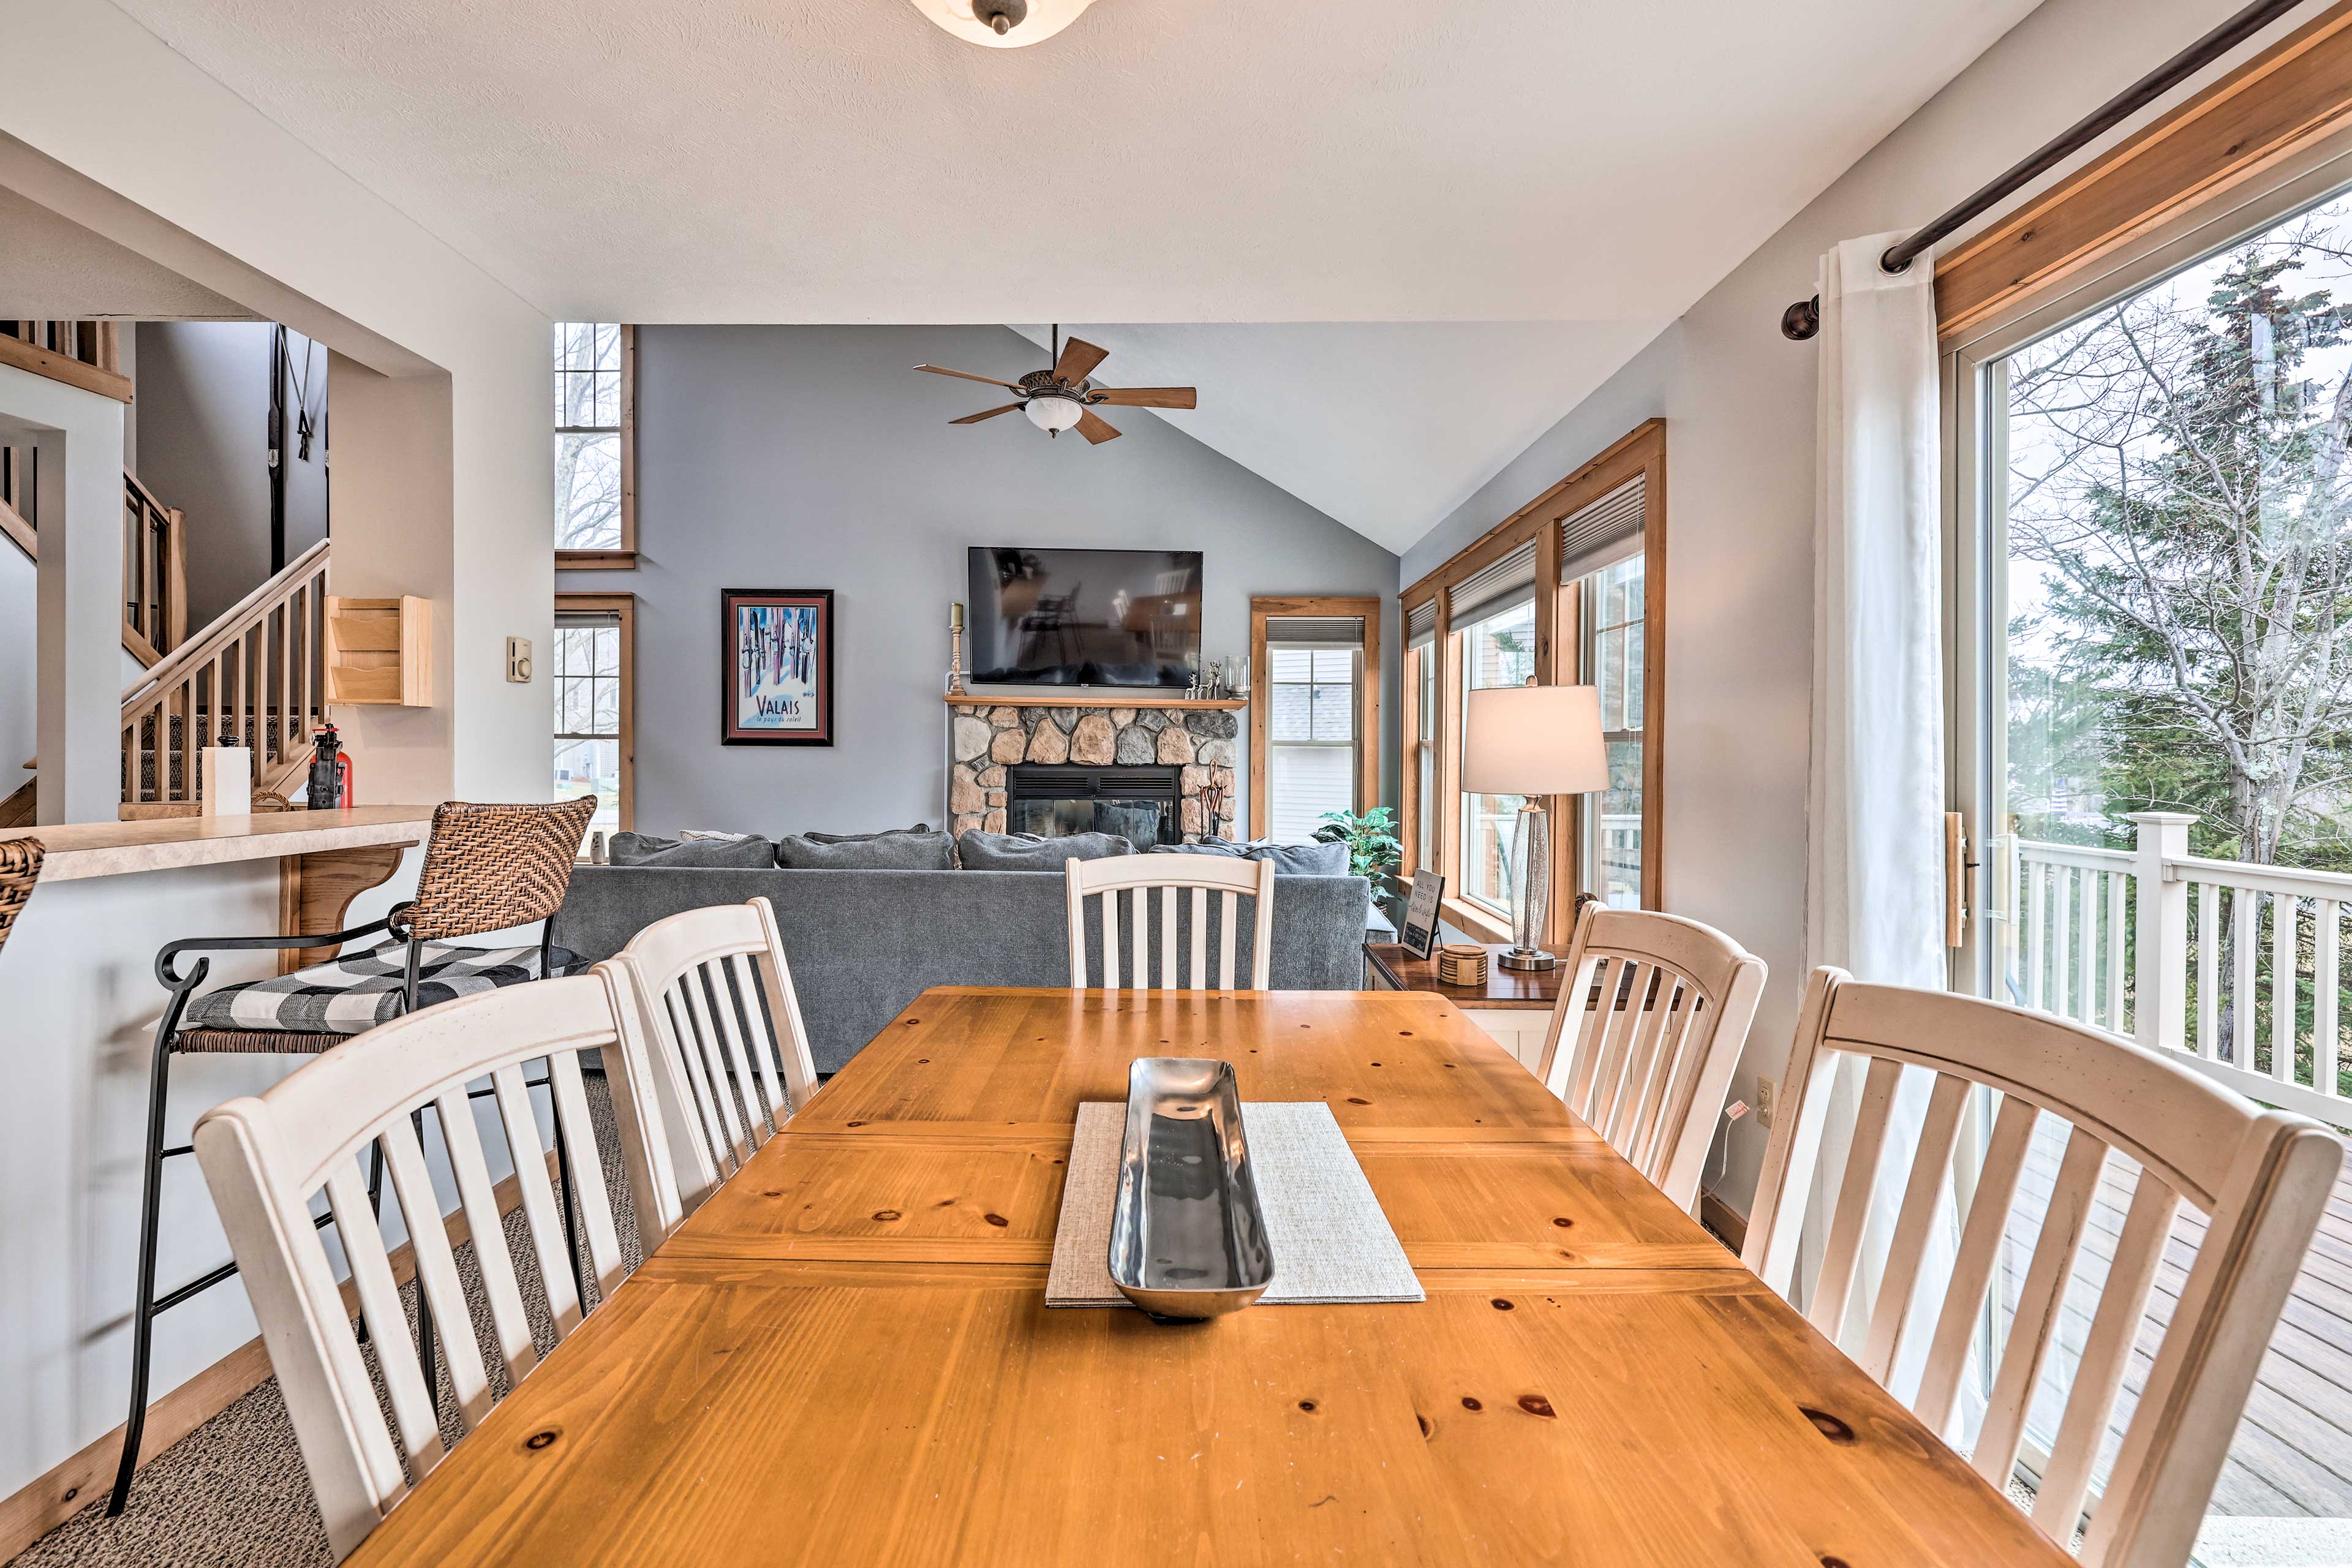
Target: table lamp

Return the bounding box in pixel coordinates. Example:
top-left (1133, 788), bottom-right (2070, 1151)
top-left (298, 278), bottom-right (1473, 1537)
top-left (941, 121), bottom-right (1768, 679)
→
top-left (1460, 685), bottom-right (1608, 970)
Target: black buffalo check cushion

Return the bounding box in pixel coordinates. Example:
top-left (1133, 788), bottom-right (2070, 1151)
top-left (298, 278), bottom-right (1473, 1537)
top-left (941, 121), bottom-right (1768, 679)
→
top-left (180, 941), bottom-right (579, 1037)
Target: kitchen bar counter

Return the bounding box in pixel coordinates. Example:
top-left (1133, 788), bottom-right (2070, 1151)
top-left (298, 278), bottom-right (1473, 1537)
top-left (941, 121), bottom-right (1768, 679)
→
top-left (0, 807), bottom-right (436, 883)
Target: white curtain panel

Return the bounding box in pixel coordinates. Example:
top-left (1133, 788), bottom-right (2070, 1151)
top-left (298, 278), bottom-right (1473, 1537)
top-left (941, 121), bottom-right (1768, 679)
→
top-left (1802, 233), bottom-right (1973, 1427)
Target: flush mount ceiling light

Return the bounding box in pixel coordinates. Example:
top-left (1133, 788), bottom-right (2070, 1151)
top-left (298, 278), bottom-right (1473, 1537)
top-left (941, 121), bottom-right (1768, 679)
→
top-left (908, 0), bottom-right (1097, 48)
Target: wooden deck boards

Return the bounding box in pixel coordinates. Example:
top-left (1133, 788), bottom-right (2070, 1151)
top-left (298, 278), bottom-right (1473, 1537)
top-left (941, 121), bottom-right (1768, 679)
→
top-left (2004, 1115), bottom-right (2352, 1518)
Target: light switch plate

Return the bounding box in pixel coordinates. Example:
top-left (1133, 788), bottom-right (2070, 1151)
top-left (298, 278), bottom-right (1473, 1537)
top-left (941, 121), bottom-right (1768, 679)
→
top-left (507, 636), bottom-right (533, 684)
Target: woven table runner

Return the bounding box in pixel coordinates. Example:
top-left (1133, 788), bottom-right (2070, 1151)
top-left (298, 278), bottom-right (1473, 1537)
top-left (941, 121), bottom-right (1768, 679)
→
top-left (1046, 1101), bottom-right (1425, 1308)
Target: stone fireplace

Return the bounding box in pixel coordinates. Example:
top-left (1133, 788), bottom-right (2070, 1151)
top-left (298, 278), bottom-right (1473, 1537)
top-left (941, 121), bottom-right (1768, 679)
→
top-left (948, 701), bottom-right (1238, 841)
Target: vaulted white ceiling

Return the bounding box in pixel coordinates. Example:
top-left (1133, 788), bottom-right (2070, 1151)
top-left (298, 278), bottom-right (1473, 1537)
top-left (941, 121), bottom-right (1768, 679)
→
top-left (1008, 323), bottom-right (1665, 550)
top-left (105, 0), bottom-right (2041, 547)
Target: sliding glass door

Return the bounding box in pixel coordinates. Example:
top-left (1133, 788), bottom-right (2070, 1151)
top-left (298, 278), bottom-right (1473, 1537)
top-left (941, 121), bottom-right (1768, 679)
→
top-left (1953, 148), bottom-right (2352, 1495)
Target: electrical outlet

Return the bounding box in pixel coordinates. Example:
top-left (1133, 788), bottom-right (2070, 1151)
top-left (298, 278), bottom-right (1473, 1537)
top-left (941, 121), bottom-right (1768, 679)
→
top-left (1755, 1075), bottom-right (1777, 1129)
top-left (507, 636), bottom-right (533, 684)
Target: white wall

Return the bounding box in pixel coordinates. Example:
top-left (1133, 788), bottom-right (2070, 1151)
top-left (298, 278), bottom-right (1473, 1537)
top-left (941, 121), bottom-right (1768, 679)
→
top-left (0, 0), bottom-right (553, 803)
top-left (1397, 0), bottom-right (2305, 1215)
top-left (0, 0), bottom-right (554, 1505)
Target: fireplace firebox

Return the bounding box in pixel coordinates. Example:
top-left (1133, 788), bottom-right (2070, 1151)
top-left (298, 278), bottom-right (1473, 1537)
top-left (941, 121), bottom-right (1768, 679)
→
top-left (1005, 764), bottom-right (1183, 846)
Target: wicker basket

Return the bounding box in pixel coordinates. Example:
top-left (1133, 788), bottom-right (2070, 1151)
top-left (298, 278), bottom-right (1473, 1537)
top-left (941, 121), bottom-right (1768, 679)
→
top-left (1435, 943), bottom-right (1489, 987)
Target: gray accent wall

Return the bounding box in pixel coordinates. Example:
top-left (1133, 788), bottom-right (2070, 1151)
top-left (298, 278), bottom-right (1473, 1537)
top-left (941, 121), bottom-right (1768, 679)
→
top-left (558, 325), bottom-right (1397, 839)
top-left (134, 322), bottom-right (328, 630)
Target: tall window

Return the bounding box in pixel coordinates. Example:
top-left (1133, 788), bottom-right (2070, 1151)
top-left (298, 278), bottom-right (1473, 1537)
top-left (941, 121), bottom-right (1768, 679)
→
top-left (1265, 646), bottom-right (1359, 839)
top-left (1457, 597), bottom-right (1536, 914)
top-left (1408, 635), bottom-right (1436, 872)
top-left (1580, 552), bottom-right (1645, 908)
top-left (554, 322), bottom-right (635, 565)
top-left (554, 594), bottom-right (634, 839)
top-left (1396, 421), bottom-right (1664, 937)
top-left (1248, 598), bottom-right (1379, 846)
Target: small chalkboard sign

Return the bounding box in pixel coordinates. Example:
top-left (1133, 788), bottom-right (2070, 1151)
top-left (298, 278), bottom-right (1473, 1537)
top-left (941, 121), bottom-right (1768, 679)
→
top-left (1400, 870), bottom-right (1446, 960)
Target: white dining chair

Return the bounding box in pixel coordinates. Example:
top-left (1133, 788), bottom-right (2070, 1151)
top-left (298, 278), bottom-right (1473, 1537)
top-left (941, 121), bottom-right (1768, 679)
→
top-left (1065, 854), bottom-right (1276, 990)
top-left (1743, 968), bottom-right (2343, 1567)
top-left (192, 965), bottom-right (670, 1561)
top-left (611, 895), bottom-right (820, 1237)
top-left (1531, 902), bottom-right (1765, 1211)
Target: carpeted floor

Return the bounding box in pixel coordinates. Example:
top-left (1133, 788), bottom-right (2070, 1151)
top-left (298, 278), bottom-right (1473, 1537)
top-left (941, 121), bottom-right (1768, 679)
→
top-left (12, 1074), bottom-right (643, 1568)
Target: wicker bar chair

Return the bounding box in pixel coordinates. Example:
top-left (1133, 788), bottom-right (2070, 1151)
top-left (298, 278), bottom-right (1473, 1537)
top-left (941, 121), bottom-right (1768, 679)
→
top-left (108, 797), bottom-right (597, 1517)
top-left (0, 837), bottom-right (42, 957)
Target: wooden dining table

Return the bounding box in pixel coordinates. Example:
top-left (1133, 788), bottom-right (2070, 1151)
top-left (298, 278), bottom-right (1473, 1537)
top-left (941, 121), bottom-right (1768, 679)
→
top-left (348, 987), bottom-right (2071, 1566)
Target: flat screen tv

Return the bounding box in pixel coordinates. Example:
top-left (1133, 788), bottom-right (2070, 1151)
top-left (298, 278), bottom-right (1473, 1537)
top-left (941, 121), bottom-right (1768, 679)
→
top-left (967, 547), bottom-right (1202, 688)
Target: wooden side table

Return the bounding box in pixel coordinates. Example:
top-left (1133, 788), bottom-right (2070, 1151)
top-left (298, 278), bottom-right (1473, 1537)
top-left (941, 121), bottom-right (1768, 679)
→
top-left (1362, 941), bottom-right (1567, 1070)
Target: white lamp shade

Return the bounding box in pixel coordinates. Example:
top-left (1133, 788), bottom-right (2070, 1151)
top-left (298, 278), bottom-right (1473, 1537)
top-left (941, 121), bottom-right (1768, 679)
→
top-left (1460, 685), bottom-right (1608, 796)
top-left (908, 0), bottom-right (1097, 48)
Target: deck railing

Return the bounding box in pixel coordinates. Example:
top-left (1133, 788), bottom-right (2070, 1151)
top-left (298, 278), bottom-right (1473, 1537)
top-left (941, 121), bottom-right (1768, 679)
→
top-left (2006, 812), bottom-right (2352, 1126)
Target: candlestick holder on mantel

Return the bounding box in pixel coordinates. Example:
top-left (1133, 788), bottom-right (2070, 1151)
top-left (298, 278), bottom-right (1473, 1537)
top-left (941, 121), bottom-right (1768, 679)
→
top-left (946, 600), bottom-right (968, 698)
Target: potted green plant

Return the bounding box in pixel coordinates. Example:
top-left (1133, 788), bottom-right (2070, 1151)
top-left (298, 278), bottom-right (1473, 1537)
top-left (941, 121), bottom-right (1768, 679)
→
top-left (1313, 807), bottom-right (1403, 911)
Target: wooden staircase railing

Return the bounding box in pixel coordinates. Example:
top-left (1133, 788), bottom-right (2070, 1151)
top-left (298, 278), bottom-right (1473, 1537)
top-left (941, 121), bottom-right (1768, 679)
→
top-left (121, 472), bottom-right (186, 664)
top-left (119, 538), bottom-right (331, 813)
top-left (0, 319), bottom-right (130, 403)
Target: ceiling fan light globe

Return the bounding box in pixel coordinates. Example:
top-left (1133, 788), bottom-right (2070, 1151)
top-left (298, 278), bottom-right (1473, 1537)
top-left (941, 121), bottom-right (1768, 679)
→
top-left (908, 0), bottom-right (1095, 48)
top-left (1025, 396), bottom-right (1086, 432)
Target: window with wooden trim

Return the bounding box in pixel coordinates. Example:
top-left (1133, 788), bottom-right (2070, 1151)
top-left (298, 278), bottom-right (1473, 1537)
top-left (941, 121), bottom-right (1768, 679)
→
top-left (554, 323), bottom-right (636, 567)
top-left (554, 593), bottom-right (635, 839)
top-left (1248, 597), bottom-right (1380, 845)
top-left (1399, 421), bottom-right (1665, 937)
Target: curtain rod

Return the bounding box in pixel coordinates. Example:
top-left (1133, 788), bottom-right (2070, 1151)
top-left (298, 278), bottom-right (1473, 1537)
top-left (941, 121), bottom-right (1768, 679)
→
top-left (1780, 0), bottom-right (2305, 341)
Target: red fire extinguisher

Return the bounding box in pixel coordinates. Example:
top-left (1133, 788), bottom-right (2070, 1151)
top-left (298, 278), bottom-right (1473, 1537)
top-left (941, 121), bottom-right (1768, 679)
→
top-left (307, 723), bottom-right (356, 810)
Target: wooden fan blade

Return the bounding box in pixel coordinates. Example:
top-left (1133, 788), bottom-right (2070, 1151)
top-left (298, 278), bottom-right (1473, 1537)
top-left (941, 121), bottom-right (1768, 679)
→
top-left (1074, 409), bottom-right (1121, 445)
top-left (951, 403), bottom-right (1023, 424)
top-left (1053, 336), bottom-right (1110, 388)
top-left (916, 364), bottom-right (1022, 390)
top-left (1089, 386), bottom-right (1197, 409)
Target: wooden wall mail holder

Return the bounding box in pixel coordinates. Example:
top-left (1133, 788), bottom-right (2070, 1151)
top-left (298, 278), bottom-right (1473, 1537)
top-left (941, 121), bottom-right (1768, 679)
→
top-left (324, 595), bottom-right (432, 706)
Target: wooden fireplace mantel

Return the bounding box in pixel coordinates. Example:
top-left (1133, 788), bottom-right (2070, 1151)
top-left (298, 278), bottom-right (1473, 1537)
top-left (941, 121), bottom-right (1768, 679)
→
top-left (941, 695), bottom-right (1247, 711)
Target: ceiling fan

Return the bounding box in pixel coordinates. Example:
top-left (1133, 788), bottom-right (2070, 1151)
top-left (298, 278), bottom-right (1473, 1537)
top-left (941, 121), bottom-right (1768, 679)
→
top-left (915, 327), bottom-right (1196, 445)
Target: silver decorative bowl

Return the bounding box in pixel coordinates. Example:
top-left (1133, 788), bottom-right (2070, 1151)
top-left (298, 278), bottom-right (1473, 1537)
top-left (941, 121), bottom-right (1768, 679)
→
top-left (1107, 1058), bottom-right (1276, 1321)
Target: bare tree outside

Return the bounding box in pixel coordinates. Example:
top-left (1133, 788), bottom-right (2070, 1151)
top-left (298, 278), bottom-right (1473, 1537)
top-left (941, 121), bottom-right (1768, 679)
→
top-left (2007, 196), bottom-right (2352, 872)
top-left (2003, 193), bottom-right (2352, 1075)
top-left (555, 322), bottom-right (624, 550)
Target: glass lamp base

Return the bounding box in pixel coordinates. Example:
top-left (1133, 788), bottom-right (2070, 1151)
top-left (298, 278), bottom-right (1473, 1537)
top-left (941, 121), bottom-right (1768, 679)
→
top-left (1503, 802), bottom-right (1554, 971)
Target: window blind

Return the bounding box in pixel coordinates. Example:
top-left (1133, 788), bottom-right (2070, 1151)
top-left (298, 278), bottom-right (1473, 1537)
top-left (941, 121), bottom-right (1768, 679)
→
top-left (1266, 615), bottom-right (1365, 647)
top-left (1447, 538), bottom-right (1539, 628)
top-left (1406, 600), bottom-right (1437, 649)
top-left (1558, 474), bottom-right (1646, 584)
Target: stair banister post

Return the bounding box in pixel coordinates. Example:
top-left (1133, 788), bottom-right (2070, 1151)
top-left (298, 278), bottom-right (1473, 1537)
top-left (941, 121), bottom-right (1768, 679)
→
top-left (2125, 812), bottom-right (2198, 1055)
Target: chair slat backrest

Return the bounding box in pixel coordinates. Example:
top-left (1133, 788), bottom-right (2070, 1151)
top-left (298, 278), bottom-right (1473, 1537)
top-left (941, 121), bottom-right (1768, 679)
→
top-left (0, 837), bottom-right (42, 957)
top-left (1742, 970), bottom-right (2343, 1566)
top-left (1064, 855), bottom-right (1276, 990)
top-left (1532, 905), bottom-right (1765, 1210)
top-left (402, 797), bottom-right (597, 941)
top-left (612, 897), bottom-right (820, 1237)
top-left (193, 967), bottom-right (668, 1561)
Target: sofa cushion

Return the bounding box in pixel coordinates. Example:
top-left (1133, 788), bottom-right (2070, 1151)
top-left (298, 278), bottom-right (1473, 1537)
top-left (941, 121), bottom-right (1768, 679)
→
top-left (776, 830), bottom-right (957, 870)
top-left (609, 831), bottom-right (778, 869)
top-left (957, 829), bottom-right (1134, 872)
top-left (1150, 837), bottom-right (1352, 876)
top-left (801, 823), bottom-right (932, 845)
top-left (552, 865), bottom-right (1371, 1074)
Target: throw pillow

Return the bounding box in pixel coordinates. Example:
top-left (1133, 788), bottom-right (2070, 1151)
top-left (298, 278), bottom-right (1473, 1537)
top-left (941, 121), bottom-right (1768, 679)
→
top-left (799, 823), bottom-right (933, 845)
top-left (1149, 837), bottom-right (1352, 876)
top-left (774, 830), bottom-right (957, 870)
top-left (956, 829), bottom-right (1135, 871)
top-left (608, 832), bottom-right (778, 869)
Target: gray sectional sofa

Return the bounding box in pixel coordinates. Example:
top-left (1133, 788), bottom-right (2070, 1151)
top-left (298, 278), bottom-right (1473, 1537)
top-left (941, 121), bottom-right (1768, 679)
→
top-left (551, 865), bottom-right (1373, 1072)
